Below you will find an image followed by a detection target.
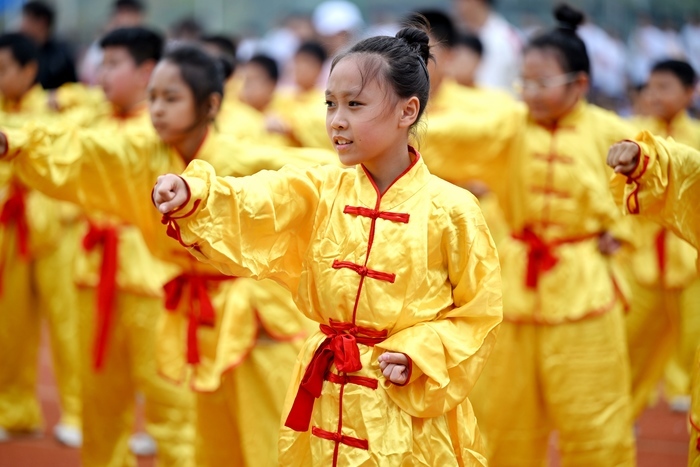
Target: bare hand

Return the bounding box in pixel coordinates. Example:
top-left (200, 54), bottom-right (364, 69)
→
top-left (265, 115), bottom-right (290, 135)
top-left (462, 180), bottom-right (491, 198)
top-left (607, 141), bottom-right (640, 175)
top-left (0, 133), bottom-right (6, 156)
top-left (598, 231), bottom-right (621, 255)
top-left (378, 352), bottom-right (409, 385)
top-left (152, 174), bottom-right (188, 214)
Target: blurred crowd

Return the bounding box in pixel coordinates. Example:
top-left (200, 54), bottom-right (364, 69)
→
top-left (6, 0), bottom-right (700, 116)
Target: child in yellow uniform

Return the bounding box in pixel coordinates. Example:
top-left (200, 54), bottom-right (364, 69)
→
top-left (0, 45), bottom-right (335, 466)
top-left (153, 23), bottom-right (502, 467)
top-left (267, 41), bottom-right (333, 150)
top-left (423, 5), bottom-right (638, 465)
top-left (622, 60), bottom-right (700, 415)
top-left (608, 133), bottom-right (700, 467)
top-left (70, 27), bottom-right (196, 467)
top-left (0, 32), bottom-right (82, 445)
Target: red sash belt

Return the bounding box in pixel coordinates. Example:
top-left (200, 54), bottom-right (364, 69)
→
top-left (513, 228), bottom-right (599, 289)
top-left (284, 319), bottom-right (387, 432)
top-left (163, 273), bottom-right (234, 365)
top-left (655, 228), bottom-right (667, 286)
top-left (82, 222), bottom-right (119, 370)
top-left (0, 184), bottom-right (29, 295)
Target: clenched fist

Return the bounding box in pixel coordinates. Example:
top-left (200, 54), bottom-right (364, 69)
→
top-left (378, 352), bottom-right (410, 385)
top-left (607, 141), bottom-right (640, 176)
top-left (152, 174), bottom-right (188, 214)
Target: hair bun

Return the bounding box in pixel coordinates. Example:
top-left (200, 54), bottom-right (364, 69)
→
top-left (396, 19), bottom-right (431, 64)
top-left (554, 3), bottom-right (584, 32)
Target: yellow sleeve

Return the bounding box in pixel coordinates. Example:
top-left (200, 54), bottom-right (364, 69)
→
top-left (212, 142), bottom-right (339, 177)
top-left (172, 160), bottom-right (332, 287)
top-left (420, 103), bottom-right (525, 188)
top-left (375, 200), bottom-right (503, 418)
top-left (611, 131), bottom-right (700, 250)
top-left (2, 122), bottom-right (162, 229)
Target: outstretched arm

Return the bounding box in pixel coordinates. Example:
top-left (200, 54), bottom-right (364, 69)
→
top-left (608, 131), bottom-right (700, 250)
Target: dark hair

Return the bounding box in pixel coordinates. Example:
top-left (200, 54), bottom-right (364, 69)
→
top-left (99, 27), bottom-right (163, 65)
top-left (169, 17), bottom-right (203, 41)
top-left (113, 0), bottom-right (145, 13)
top-left (201, 34), bottom-right (237, 79)
top-left (0, 33), bottom-right (39, 67)
top-left (22, 1), bottom-right (54, 28)
top-left (163, 45), bottom-right (224, 114)
top-left (651, 59), bottom-right (697, 88)
top-left (412, 10), bottom-right (456, 48)
top-left (456, 33), bottom-right (483, 56)
top-left (526, 3), bottom-right (590, 76)
top-left (296, 41), bottom-right (327, 65)
top-left (248, 54), bottom-right (279, 83)
top-left (331, 19), bottom-right (432, 129)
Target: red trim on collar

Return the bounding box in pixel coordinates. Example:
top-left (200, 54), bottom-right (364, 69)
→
top-left (360, 146), bottom-right (421, 197)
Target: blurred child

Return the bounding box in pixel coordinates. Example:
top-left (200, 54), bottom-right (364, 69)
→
top-left (0, 32), bottom-right (82, 447)
top-left (449, 33), bottom-right (483, 88)
top-left (267, 41), bottom-right (332, 149)
top-left (70, 27), bottom-right (197, 467)
top-left (239, 53), bottom-right (278, 113)
top-left (608, 134), bottom-right (700, 467)
top-left (425, 4), bottom-right (638, 464)
top-left (622, 59), bottom-right (700, 416)
top-left (0, 44), bottom-right (335, 466)
top-left (152, 22), bottom-right (502, 466)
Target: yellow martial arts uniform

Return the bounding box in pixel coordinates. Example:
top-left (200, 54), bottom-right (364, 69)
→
top-left (160, 148), bottom-right (503, 466)
top-left (610, 132), bottom-right (700, 467)
top-left (621, 111), bottom-right (700, 416)
top-left (269, 88), bottom-right (333, 150)
top-left (2, 125), bottom-right (334, 466)
top-left (424, 100), bottom-right (637, 466)
top-left (421, 79), bottom-right (517, 245)
top-left (0, 84), bottom-right (82, 435)
top-left (64, 104), bottom-right (195, 467)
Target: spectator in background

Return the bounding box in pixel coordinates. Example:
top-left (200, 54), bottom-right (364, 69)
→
top-left (578, 18), bottom-right (628, 110)
top-left (312, 0), bottom-right (364, 87)
top-left (79, 0), bottom-right (146, 85)
top-left (628, 13), bottom-right (682, 86)
top-left (168, 17), bottom-right (203, 43)
top-left (19, 0), bottom-right (77, 90)
top-left (449, 33), bottom-right (483, 88)
top-left (452, 0), bottom-right (522, 92)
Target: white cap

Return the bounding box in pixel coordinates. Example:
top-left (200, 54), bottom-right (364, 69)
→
top-left (313, 1), bottom-right (364, 37)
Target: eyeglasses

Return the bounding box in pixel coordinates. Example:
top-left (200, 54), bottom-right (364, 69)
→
top-left (513, 72), bottom-right (581, 93)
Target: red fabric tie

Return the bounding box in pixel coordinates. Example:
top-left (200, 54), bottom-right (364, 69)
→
top-left (655, 229), bottom-right (667, 287)
top-left (343, 205), bottom-right (410, 224)
top-left (513, 228), bottom-right (599, 289)
top-left (0, 184), bottom-right (29, 296)
top-left (163, 273), bottom-right (234, 365)
top-left (284, 319), bottom-right (387, 432)
top-left (512, 228), bottom-right (559, 289)
top-left (82, 223), bottom-right (120, 370)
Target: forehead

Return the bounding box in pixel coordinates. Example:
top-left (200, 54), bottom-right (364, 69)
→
top-left (522, 48), bottom-right (565, 74)
top-left (0, 48), bottom-right (16, 64)
top-left (102, 46), bottom-right (134, 62)
top-left (150, 60), bottom-right (186, 87)
top-left (326, 55), bottom-right (383, 95)
top-left (649, 70), bottom-right (684, 85)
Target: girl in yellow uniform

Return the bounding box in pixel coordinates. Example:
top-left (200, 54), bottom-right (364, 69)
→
top-left (608, 133), bottom-right (700, 467)
top-left (421, 5), bottom-right (637, 465)
top-left (0, 45), bottom-right (334, 466)
top-left (153, 24), bottom-right (503, 467)
top-left (0, 32), bottom-right (81, 445)
top-left (622, 60), bottom-right (700, 415)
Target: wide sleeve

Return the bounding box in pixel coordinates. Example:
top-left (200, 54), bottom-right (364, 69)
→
top-left (1, 122), bottom-right (163, 234)
top-left (374, 200), bottom-right (503, 418)
top-left (420, 102), bottom-right (525, 188)
top-left (611, 131), bottom-right (700, 251)
top-left (169, 159), bottom-right (332, 289)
